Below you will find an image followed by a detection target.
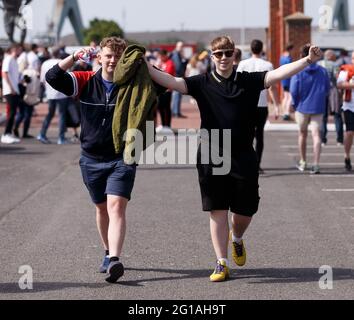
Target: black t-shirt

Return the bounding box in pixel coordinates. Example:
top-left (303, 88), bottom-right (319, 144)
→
top-left (185, 69), bottom-right (267, 177)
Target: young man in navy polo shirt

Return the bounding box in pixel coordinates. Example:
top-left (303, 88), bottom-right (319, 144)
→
top-left (146, 36), bottom-right (323, 282)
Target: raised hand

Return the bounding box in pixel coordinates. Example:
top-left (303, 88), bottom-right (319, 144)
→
top-left (308, 46), bottom-right (323, 63)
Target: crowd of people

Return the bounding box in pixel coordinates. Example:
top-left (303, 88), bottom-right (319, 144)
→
top-left (1, 36), bottom-right (354, 284)
top-left (0, 42), bottom-right (96, 145)
top-left (2, 40), bottom-right (353, 173)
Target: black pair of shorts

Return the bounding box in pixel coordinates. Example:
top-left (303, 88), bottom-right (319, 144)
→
top-left (79, 154), bottom-right (136, 204)
top-left (344, 110), bottom-right (354, 132)
top-left (197, 163), bottom-right (260, 217)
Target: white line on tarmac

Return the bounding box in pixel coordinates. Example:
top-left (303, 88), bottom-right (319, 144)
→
top-left (340, 207), bottom-right (354, 210)
top-left (281, 145), bottom-right (343, 149)
top-left (287, 153), bottom-right (344, 156)
top-left (322, 189), bottom-right (354, 192)
top-left (310, 175), bottom-right (354, 178)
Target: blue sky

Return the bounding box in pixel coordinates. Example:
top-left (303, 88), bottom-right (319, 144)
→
top-left (0, 0), bottom-right (353, 40)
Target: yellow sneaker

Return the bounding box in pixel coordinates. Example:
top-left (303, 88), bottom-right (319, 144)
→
top-left (209, 260), bottom-right (230, 282)
top-left (230, 231), bottom-right (246, 267)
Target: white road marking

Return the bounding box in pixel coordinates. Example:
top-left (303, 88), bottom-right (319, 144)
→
top-left (322, 189), bottom-right (354, 192)
top-left (310, 175), bottom-right (354, 178)
top-left (281, 145), bottom-right (343, 149)
top-left (287, 153), bottom-right (345, 156)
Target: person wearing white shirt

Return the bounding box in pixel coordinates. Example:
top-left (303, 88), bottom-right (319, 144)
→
top-left (27, 44), bottom-right (41, 72)
top-left (337, 51), bottom-right (354, 171)
top-left (1, 43), bottom-right (22, 144)
top-left (38, 48), bottom-right (69, 144)
top-left (237, 40), bottom-right (281, 173)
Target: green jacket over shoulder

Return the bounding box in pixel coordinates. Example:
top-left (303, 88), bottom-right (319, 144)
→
top-left (112, 44), bottom-right (157, 164)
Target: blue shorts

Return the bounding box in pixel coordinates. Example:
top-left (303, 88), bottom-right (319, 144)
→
top-left (79, 154), bottom-right (137, 204)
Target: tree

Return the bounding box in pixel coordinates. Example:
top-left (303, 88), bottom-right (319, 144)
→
top-left (83, 18), bottom-right (124, 45)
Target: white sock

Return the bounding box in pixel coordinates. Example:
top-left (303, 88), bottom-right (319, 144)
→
top-left (232, 233), bottom-right (243, 244)
top-left (218, 258), bottom-right (229, 267)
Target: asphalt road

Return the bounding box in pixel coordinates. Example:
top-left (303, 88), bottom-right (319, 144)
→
top-left (0, 129), bottom-right (354, 300)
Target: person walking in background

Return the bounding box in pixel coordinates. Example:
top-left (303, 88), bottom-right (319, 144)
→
top-left (337, 51), bottom-right (354, 172)
top-left (155, 49), bottom-right (175, 134)
top-left (0, 48), bottom-right (4, 100)
top-left (237, 40), bottom-right (281, 173)
top-left (38, 47), bottom-right (69, 145)
top-left (13, 67), bottom-right (41, 139)
top-left (336, 49), bottom-right (351, 67)
top-left (1, 43), bottom-right (22, 144)
top-left (318, 50), bottom-right (343, 147)
top-left (233, 48), bottom-right (242, 70)
top-left (171, 41), bottom-right (188, 118)
top-left (280, 43), bottom-right (294, 121)
top-left (197, 50), bottom-right (211, 74)
top-left (26, 44), bottom-right (41, 73)
top-left (185, 54), bottom-right (202, 77)
top-left (291, 45), bottom-right (330, 175)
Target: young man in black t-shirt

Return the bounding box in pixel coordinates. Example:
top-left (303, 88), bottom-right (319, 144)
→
top-left (147, 36), bottom-right (323, 282)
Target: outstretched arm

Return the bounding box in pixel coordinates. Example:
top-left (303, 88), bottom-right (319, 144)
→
top-left (265, 46), bottom-right (322, 88)
top-left (146, 60), bottom-right (188, 94)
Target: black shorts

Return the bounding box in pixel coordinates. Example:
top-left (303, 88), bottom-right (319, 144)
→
top-left (197, 163), bottom-right (260, 217)
top-left (344, 110), bottom-right (354, 132)
top-left (79, 154), bottom-right (136, 204)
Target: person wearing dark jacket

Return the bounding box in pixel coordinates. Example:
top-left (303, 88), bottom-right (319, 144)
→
top-left (46, 37), bottom-right (159, 284)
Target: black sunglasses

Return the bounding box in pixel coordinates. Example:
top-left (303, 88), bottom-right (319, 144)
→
top-left (212, 50), bottom-right (234, 59)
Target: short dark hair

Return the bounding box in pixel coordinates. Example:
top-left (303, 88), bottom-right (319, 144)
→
top-left (234, 48), bottom-right (242, 61)
top-left (7, 42), bottom-right (21, 52)
top-left (286, 43), bottom-right (294, 51)
top-left (159, 49), bottom-right (168, 56)
top-left (300, 44), bottom-right (311, 58)
top-left (251, 40), bottom-right (263, 55)
top-left (51, 47), bottom-right (61, 59)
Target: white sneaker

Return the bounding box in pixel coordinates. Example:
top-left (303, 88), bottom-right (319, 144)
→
top-left (1, 134), bottom-right (21, 144)
top-left (155, 125), bottom-right (163, 133)
top-left (159, 126), bottom-right (174, 135)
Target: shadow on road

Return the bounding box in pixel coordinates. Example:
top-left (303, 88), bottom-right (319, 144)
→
top-left (118, 267), bottom-right (354, 287)
top-left (0, 267), bottom-right (353, 293)
top-left (0, 146), bottom-right (48, 156)
top-left (260, 168), bottom-right (354, 178)
top-left (0, 282), bottom-right (108, 294)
